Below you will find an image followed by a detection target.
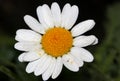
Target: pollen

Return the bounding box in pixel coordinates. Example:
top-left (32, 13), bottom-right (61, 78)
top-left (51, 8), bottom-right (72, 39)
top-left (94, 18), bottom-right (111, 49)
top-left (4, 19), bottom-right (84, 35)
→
top-left (41, 27), bottom-right (73, 57)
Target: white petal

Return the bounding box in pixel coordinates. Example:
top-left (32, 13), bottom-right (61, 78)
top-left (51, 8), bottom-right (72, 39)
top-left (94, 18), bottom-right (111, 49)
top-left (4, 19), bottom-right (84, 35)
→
top-left (52, 57), bottom-right (63, 79)
top-left (71, 20), bottom-right (95, 37)
top-left (37, 6), bottom-right (48, 29)
top-left (37, 5), bottom-right (54, 29)
top-left (62, 54), bottom-right (79, 72)
top-left (24, 15), bottom-right (45, 34)
top-left (69, 53), bottom-right (84, 67)
top-left (14, 42), bottom-right (41, 51)
top-left (23, 51), bottom-right (44, 62)
top-left (73, 35), bottom-right (98, 47)
top-left (42, 57), bottom-right (56, 81)
top-left (64, 5), bottom-right (79, 30)
top-left (61, 3), bottom-right (71, 28)
top-left (51, 2), bottom-right (61, 27)
top-left (18, 50), bottom-right (44, 62)
top-left (34, 54), bottom-right (47, 75)
top-left (18, 53), bottom-right (25, 62)
top-left (34, 55), bottom-right (52, 76)
top-left (26, 58), bottom-right (42, 73)
top-left (15, 29), bottom-right (41, 42)
top-left (70, 47), bottom-right (94, 62)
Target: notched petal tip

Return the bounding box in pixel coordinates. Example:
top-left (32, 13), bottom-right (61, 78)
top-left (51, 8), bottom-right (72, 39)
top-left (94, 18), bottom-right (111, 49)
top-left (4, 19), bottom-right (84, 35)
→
top-left (94, 37), bottom-right (98, 45)
top-left (36, 6), bottom-right (41, 11)
top-left (14, 43), bottom-right (17, 49)
top-left (90, 35), bottom-right (98, 45)
top-left (72, 5), bottom-right (78, 9)
top-left (65, 3), bottom-right (71, 6)
top-left (34, 73), bottom-right (40, 76)
top-left (14, 42), bottom-right (20, 50)
top-left (36, 6), bottom-right (42, 16)
top-left (71, 5), bottom-right (79, 14)
top-left (52, 2), bottom-right (59, 5)
top-left (16, 29), bottom-right (27, 34)
top-left (18, 53), bottom-right (25, 62)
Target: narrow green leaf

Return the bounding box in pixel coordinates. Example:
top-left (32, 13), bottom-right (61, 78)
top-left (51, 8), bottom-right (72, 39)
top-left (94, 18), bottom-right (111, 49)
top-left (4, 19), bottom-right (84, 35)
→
top-left (0, 65), bottom-right (19, 81)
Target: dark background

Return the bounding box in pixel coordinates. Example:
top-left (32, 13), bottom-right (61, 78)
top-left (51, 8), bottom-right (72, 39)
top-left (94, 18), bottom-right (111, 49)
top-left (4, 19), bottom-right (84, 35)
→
top-left (0, 0), bottom-right (120, 81)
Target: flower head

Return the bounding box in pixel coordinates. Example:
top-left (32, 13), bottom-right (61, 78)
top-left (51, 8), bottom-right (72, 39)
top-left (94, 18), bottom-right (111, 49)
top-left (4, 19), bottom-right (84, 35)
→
top-left (15, 2), bottom-right (98, 81)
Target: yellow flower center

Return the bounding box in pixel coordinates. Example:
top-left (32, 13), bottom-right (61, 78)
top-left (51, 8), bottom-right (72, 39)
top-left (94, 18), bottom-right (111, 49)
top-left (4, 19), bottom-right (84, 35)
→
top-left (41, 27), bottom-right (73, 57)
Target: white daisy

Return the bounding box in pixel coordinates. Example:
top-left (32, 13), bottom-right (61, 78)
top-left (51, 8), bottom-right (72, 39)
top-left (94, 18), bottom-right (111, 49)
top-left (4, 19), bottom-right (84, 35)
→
top-left (14, 2), bottom-right (98, 81)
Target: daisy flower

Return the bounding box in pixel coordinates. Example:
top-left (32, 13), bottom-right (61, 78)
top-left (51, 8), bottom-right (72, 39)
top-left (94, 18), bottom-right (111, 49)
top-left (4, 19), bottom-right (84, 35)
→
top-left (14, 2), bottom-right (98, 81)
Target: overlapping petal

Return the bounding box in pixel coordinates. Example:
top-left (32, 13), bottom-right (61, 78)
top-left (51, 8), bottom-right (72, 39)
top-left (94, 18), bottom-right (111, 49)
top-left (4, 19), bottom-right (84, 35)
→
top-left (62, 5), bottom-right (79, 30)
top-left (52, 57), bottom-right (63, 79)
top-left (26, 59), bottom-right (42, 73)
top-left (62, 54), bottom-right (79, 72)
top-left (42, 57), bottom-right (56, 80)
top-left (14, 42), bottom-right (41, 51)
top-left (70, 47), bottom-right (94, 62)
top-left (15, 29), bottom-right (41, 42)
top-left (34, 55), bottom-right (52, 76)
top-left (51, 2), bottom-right (61, 27)
top-left (73, 35), bottom-right (98, 47)
top-left (24, 15), bottom-right (45, 34)
top-left (37, 4), bottom-right (54, 29)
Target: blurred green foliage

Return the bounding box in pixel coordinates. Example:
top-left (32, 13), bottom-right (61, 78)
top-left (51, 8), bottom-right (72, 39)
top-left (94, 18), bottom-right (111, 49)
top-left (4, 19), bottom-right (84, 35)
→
top-left (0, 2), bottom-right (120, 81)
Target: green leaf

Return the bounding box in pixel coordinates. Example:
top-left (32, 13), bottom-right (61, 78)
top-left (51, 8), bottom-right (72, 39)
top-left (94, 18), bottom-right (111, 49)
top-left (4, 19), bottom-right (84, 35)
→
top-left (94, 2), bottom-right (120, 81)
top-left (0, 65), bottom-right (19, 81)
